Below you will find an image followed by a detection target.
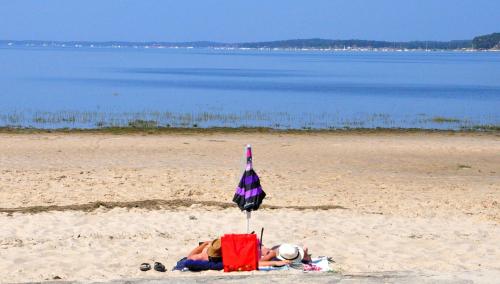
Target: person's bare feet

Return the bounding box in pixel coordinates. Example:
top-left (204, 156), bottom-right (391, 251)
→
top-left (302, 246), bottom-right (311, 262)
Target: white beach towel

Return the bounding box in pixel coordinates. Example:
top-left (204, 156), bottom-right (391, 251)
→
top-left (259, 257), bottom-right (331, 272)
top-left (258, 265), bottom-right (290, 271)
top-left (301, 256), bottom-right (331, 272)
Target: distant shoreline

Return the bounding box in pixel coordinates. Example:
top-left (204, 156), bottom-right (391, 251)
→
top-left (0, 43), bottom-right (485, 53)
top-left (4, 32), bottom-right (499, 51)
top-left (0, 39), bottom-right (482, 52)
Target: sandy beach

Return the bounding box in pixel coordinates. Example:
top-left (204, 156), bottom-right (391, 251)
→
top-left (0, 131), bottom-right (499, 283)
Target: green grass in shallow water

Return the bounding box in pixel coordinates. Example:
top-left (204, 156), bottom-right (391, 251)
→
top-left (431, 117), bottom-right (461, 123)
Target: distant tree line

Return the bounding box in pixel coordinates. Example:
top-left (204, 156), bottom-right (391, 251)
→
top-left (235, 38), bottom-right (472, 50)
top-left (472, 33), bottom-right (500, 50)
top-left (2, 33), bottom-right (500, 50)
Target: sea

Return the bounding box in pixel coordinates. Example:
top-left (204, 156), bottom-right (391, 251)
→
top-left (1, 46), bottom-right (499, 130)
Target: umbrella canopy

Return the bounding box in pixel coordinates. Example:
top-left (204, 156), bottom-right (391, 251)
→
top-left (233, 145), bottom-right (266, 212)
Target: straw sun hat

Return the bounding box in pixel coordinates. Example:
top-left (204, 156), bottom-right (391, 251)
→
top-left (207, 238), bottom-right (222, 258)
top-left (276, 244), bottom-right (304, 263)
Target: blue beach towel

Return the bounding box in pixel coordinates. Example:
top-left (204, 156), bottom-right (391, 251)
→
top-left (172, 257), bottom-right (223, 272)
top-left (184, 260), bottom-right (223, 271)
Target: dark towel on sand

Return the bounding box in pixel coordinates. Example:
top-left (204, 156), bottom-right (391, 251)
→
top-left (185, 260), bottom-right (223, 271)
top-left (172, 257), bottom-right (223, 271)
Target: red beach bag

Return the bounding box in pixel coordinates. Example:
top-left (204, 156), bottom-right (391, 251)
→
top-left (221, 234), bottom-right (259, 272)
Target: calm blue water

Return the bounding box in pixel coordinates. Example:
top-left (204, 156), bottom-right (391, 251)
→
top-left (1, 47), bottom-right (499, 129)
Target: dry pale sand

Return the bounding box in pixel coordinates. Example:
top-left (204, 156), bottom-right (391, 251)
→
top-left (1, 208), bottom-right (499, 283)
top-left (0, 131), bottom-right (499, 283)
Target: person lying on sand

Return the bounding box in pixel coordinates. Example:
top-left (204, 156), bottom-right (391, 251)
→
top-left (187, 239), bottom-right (310, 267)
top-left (187, 238), bottom-right (222, 262)
top-left (259, 243), bottom-right (312, 266)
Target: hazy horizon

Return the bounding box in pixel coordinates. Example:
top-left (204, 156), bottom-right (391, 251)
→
top-left (0, 36), bottom-right (479, 43)
top-left (0, 0), bottom-right (498, 43)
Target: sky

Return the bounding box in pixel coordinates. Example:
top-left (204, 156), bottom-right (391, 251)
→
top-left (0, 0), bottom-right (499, 42)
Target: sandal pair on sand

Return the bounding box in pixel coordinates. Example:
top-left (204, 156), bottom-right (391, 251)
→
top-left (140, 262), bottom-right (165, 272)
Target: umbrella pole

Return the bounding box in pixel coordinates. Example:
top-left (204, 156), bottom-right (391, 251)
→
top-left (246, 211), bottom-right (251, 233)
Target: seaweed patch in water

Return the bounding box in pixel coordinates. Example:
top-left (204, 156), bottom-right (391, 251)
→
top-left (0, 110), bottom-right (497, 131)
top-left (430, 117), bottom-right (461, 123)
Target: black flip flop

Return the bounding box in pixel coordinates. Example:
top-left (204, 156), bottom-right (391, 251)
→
top-left (154, 262), bottom-right (166, 272)
top-left (140, 263), bottom-right (151, 271)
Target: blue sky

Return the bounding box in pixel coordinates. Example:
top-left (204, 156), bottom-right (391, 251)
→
top-left (0, 0), bottom-right (498, 42)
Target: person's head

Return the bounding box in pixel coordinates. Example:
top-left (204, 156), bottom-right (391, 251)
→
top-left (207, 238), bottom-right (222, 262)
top-left (276, 244), bottom-right (304, 263)
top-left (261, 246), bottom-right (271, 256)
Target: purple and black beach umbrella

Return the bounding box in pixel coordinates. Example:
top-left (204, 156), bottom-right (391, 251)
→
top-left (233, 144), bottom-right (266, 232)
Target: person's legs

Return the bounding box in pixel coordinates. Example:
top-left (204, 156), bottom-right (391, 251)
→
top-left (187, 242), bottom-right (210, 261)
